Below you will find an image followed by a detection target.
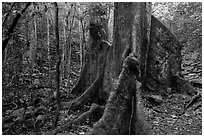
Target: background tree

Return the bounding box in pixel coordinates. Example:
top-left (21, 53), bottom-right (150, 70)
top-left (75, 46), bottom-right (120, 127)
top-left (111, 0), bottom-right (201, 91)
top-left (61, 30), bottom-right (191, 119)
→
top-left (52, 2), bottom-right (60, 128)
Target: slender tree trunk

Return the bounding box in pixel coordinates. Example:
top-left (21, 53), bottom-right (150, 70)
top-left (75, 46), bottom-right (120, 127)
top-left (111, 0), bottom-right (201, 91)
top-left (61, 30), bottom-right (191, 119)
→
top-left (76, 5), bottom-right (84, 72)
top-left (53, 2), bottom-right (61, 128)
top-left (30, 5), bottom-right (38, 66)
top-left (62, 17), bottom-right (66, 82)
top-left (34, 14), bottom-right (37, 65)
top-left (3, 48), bottom-right (7, 66)
top-left (46, 8), bottom-right (51, 85)
top-left (63, 16), bottom-right (69, 83)
top-left (79, 19), bottom-right (84, 72)
top-left (67, 4), bottom-right (75, 86)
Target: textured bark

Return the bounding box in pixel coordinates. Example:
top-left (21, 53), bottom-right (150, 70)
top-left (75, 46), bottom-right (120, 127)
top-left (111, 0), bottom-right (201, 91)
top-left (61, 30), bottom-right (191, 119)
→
top-left (89, 55), bottom-right (148, 135)
top-left (88, 3), bottom-right (151, 135)
top-left (46, 10), bottom-right (51, 84)
top-left (30, 8), bottom-right (37, 65)
top-left (145, 15), bottom-right (183, 95)
top-left (67, 4), bottom-right (75, 84)
top-left (78, 18), bottom-right (84, 71)
top-left (113, 3), bottom-right (134, 77)
top-left (61, 16), bottom-right (66, 81)
top-left (53, 2), bottom-right (61, 129)
top-left (139, 3), bottom-right (152, 83)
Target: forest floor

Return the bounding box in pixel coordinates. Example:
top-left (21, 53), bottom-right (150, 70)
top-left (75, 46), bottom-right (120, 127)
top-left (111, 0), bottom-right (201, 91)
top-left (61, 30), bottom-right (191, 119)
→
top-left (2, 83), bottom-right (202, 135)
top-left (147, 90), bottom-right (202, 135)
top-left (2, 86), bottom-right (202, 135)
top-left (53, 88), bottom-right (202, 135)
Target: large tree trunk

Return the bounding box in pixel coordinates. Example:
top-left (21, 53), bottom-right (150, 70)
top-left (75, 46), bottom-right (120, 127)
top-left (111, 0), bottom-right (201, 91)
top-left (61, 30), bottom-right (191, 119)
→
top-left (58, 2), bottom-right (196, 135)
top-left (139, 3), bottom-right (152, 84)
top-left (90, 2), bottom-right (151, 134)
top-left (71, 3), bottom-right (111, 96)
top-left (112, 3), bottom-right (125, 77)
top-left (90, 55), bottom-right (148, 135)
top-left (89, 2), bottom-right (195, 134)
top-left (62, 40), bottom-right (111, 108)
top-left (59, 2), bottom-right (151, 134)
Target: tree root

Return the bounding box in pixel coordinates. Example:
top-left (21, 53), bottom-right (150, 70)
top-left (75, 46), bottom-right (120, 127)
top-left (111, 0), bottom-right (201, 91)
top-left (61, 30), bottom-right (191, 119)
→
top-left (193, 102), bottom-right (201, 111)
top-left (178, 92), bottom-right (201, 116)
top-left (172, 72), bottom-right (202, 116)
top-left (53, 103), bottom-right (104, 134)
top-left (70, 61), bottom-right (89, 95)
top-left (59, 73), bottom-right (104, 111)
top-left (89, 55), bottom-right (148, 135)
top-left (184, 92), bottom-right (201, 110)
top-left (72, 103), bottom-right (104, 124)
top-left (174, 72), bottom-right (197, 96)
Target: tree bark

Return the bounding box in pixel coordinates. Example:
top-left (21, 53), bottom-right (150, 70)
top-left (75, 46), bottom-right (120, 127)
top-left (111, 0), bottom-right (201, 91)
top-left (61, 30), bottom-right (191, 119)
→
top-left (30, 5), bottom-right (37, 66)
top-left (139, 3), bottom-right (152, 84)
top-left (52, 2), bottom-right (61, 129)
top-left (145, 15), bottom-right (187, 96)
top-left (112, 3), bottom-right (123, 77)
top-left (89, 3), bottom-right (151, 134)
top-left (46, 8), bottom-right (51, 85)
top-left (89, 55), bottom-right (147, 135)
top-left (67, 4), bottom-right (76, 85)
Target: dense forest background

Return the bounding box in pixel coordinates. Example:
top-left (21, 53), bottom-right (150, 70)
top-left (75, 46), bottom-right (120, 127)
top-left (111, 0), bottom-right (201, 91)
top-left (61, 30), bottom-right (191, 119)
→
top-left (2, 2), bottom-right (202, 135)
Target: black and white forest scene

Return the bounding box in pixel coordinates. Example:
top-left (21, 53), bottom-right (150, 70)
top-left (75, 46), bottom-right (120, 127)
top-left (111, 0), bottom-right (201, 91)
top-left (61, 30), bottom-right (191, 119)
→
top-left (2, 2), bottom-right (202, 135)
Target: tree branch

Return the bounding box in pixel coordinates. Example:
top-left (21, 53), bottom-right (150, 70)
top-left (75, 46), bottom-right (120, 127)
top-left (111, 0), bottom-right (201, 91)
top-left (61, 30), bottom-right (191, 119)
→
top-left (2, 2), bottom-right (32, 53)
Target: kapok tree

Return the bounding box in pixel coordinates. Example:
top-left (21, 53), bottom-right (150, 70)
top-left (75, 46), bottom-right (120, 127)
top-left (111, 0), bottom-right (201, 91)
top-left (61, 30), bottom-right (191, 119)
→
top-left (57, 2), bottom-right (197, 135)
